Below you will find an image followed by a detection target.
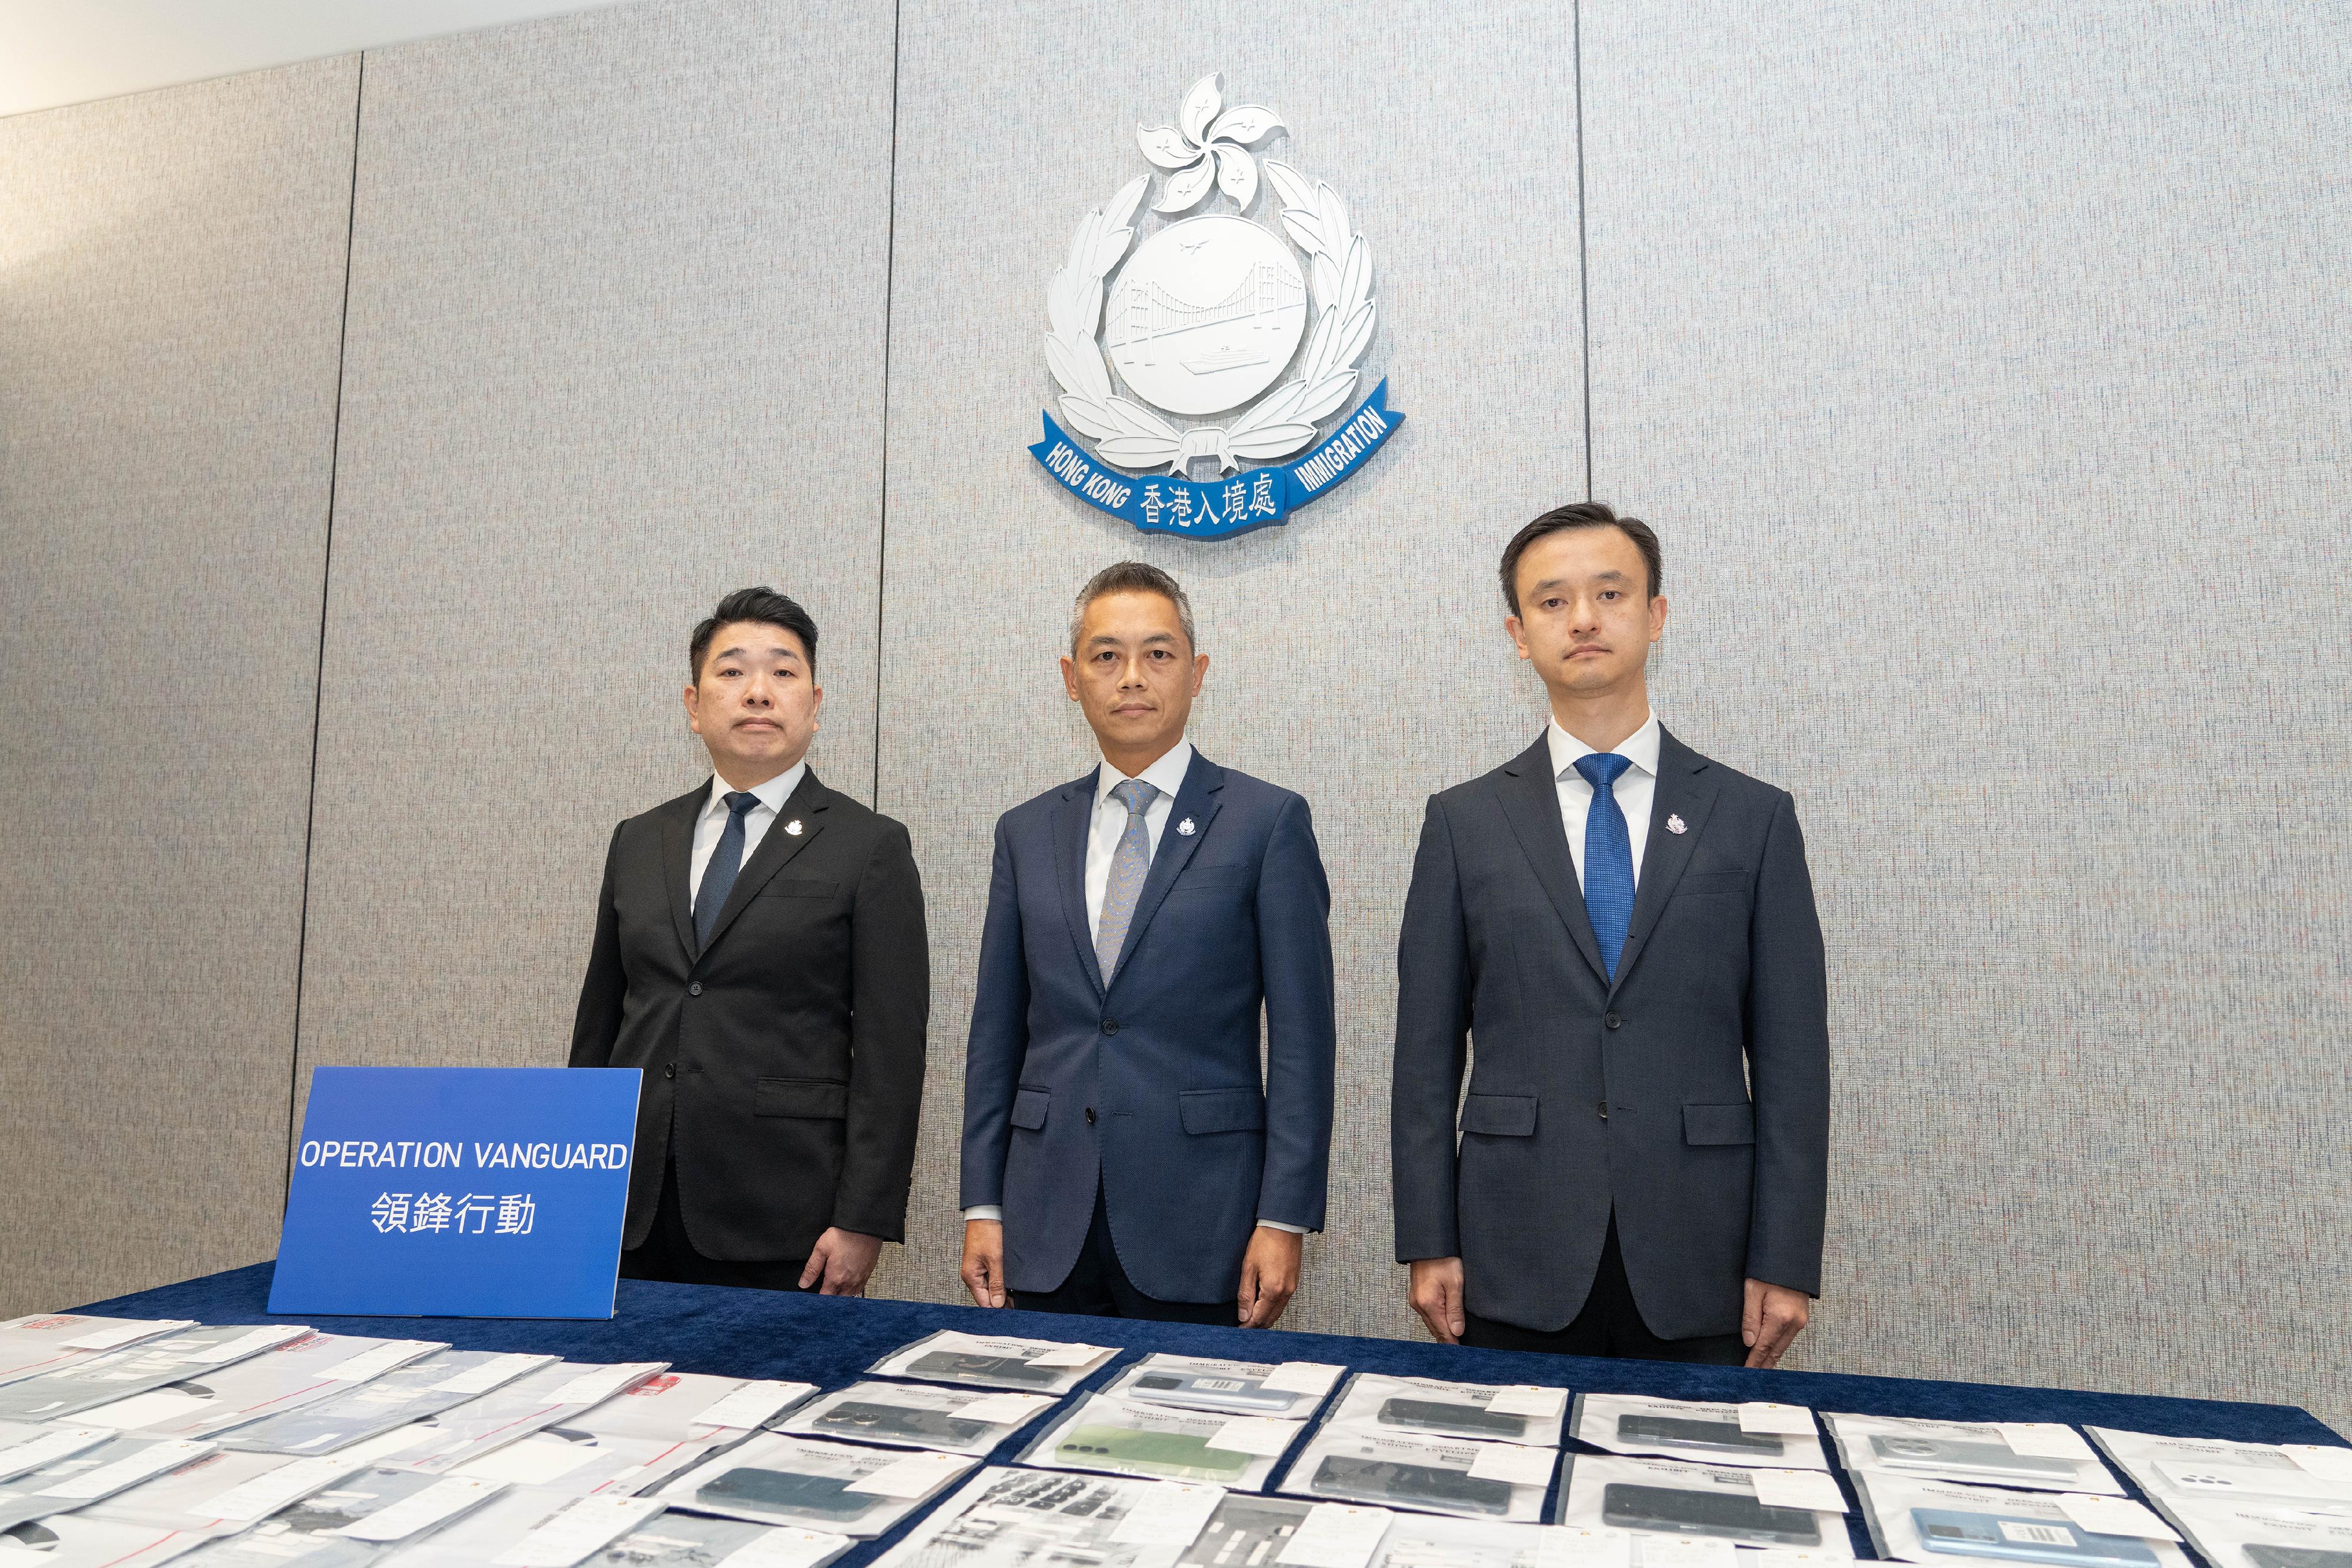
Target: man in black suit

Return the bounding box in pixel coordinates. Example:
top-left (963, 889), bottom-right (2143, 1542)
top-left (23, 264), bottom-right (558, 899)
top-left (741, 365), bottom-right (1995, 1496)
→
top-left (1391, 504), bottom-right (1829, 1366)
top-left (571, 587), bottom-right (927, 1293)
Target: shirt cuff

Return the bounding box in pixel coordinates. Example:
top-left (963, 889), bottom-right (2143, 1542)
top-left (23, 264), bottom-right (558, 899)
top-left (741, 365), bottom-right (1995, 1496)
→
top-left (962, 1206), bottom-right (1004, 1222)
top-left (1257, 1219), bottom-right (1308, 1235)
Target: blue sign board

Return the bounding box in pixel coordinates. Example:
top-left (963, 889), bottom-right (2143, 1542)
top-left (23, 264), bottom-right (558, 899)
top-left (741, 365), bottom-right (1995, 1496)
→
top-left (269, 1066), bottom-right (641, 1319)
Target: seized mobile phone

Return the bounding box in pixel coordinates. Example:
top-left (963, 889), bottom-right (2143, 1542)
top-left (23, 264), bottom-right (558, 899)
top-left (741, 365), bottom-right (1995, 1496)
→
top-left (1910, 1509), bottom-right (2159, 1568)
top-left (1127, 1371), bottom-right (1301, 1416)
top-left (1616, 1414), bottom-right (1786, 1456)
top-left (2244, 1549), bottom-right (2352, 1568)
top-left (1053, 1425), bottom-right (1255, 1482)
top-left (1312, 1456), bottom-right (1514, 1516)
top-left (906, 1352), bottom-right (1064, 1388)
top-left (1870, 1436), bottom-right (2080, 1484)
top-left (1378, 1398), bottom-right (1529, 1439)
top-left (1600, 1482), bottom-right (1821, 1546)
top-left (812, 1401), bottom-right (991, 1445)
top-left (696, 1466), bottom-right (876, 1518)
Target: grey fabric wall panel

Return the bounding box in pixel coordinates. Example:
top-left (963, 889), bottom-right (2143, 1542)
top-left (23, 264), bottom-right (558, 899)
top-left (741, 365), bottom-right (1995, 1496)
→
top-left (0, 60), bottom-right (358, 1311)
top-left (871, 0), bottom-right (1586, 1328)
top-left (1580, 2), bottom-right (2351, 1425)
top-left (291, 0), bottom-right (895, 1110)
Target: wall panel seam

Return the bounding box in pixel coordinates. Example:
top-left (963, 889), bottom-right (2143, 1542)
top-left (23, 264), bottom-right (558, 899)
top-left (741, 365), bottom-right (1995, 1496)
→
top-left (1573, 0), bottom-right (1592, 501)
top-left (870, 0), bottom-right (903, 806)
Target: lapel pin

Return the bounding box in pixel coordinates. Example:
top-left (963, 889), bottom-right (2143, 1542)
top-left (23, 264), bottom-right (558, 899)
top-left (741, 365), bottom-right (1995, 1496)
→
top-left (1177, 817), bottom-right (1196, 836)
top-left (1666, 814), bottom-right (1686, 835)
top-left (784, 819), bottom-right (804, 836)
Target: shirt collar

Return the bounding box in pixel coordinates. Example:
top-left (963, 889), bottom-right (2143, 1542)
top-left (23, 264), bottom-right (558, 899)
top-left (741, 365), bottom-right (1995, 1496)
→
top-left (706, 760), bottom-right (805, 817)
top-left (1095, 738), bottom-right (1194, 810)
top-left (1547, 710), bottom-right (1661, 783)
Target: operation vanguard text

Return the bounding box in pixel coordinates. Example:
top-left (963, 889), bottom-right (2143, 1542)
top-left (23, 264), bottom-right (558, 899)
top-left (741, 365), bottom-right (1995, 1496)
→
top-left (295, 1138), bottom-right (633, 1171)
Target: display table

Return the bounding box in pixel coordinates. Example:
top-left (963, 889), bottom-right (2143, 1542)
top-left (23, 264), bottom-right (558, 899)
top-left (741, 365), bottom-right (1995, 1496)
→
top-left (77, 1263), bottom-right (2343, 1564)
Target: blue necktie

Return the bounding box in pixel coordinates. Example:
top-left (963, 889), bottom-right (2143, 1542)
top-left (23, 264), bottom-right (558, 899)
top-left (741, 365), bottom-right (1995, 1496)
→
top-left (694, 791), bottom-right (761, 948)
top-left (1574, 753), bottom-right (1635, 980)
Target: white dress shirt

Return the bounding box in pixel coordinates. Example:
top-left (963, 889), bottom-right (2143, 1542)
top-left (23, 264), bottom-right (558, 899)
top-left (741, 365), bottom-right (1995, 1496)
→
top-left (966, 737), bottom-right (1304, 1235)
top-left (1548, 710), bottom-right (1661, 890)
top-left (688, 761), bottom-right (806, 907)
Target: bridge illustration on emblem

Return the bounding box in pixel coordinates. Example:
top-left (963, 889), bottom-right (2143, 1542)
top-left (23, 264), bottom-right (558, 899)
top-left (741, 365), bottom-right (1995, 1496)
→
top-left (1030, 73), bottom-right (1404, 539)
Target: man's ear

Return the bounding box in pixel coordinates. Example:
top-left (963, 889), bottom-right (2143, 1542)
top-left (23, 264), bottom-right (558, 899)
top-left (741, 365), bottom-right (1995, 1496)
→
top-left (681, 683), bottom-right (703, 733)
top-left (1505, 614), bottom-right (1531, 660)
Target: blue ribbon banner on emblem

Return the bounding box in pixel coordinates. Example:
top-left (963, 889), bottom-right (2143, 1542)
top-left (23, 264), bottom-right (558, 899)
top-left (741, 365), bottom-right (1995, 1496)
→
top-left (268, 1065), bottom-right (641, 1319)
top-left (1031, 379), bottom-right (1402, 539)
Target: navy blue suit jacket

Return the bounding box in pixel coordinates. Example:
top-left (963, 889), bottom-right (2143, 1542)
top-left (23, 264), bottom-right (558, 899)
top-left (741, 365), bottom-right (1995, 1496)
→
top-left (1391, 727), bottom-right (1830, 1339)
top-left (959, 750), bottom-right (1337, 1304)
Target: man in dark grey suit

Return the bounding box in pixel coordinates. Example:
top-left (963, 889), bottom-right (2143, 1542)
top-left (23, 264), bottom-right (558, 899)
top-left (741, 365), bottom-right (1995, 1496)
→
top-left (1392, 504), bottom-right (1829, 1366)
top-left (571, 587), bottom-right (927, 1295)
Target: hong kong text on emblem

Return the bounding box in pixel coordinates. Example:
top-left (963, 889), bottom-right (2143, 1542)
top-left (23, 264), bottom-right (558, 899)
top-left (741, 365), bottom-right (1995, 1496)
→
top-left (1030, 74), bottom-right (1404, 539)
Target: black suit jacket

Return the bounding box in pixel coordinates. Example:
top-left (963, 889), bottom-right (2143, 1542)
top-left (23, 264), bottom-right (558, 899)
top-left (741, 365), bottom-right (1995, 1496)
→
top-left (569, 768), bottom-right (928, 1259)
top-left (1391, 727), bottom-right (1830, 1339)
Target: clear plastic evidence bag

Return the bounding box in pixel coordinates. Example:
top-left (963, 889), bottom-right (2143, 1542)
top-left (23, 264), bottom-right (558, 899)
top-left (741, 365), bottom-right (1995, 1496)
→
top-left (876, 1464), bottom-right (1247, 1568)
top-left (2083, 1427), bottom-right (2352, 1522)
top-left (1571, 1395), bottom-right (1827, 1472)
top-left (778, 1380), bottom-right (1061, 1456)
top-left (653, 1430), bottom-right (975, 1537)
top-left (1100, 1353), bottom-right (1347, 1420)
top-left (1021, 1393), bottom-right (1307, 1492)
top-left (1823, 1416), bottom-right (2119, 1497)
top-left (1284, 1428), bottom-right (1556, 1523)
top-left (217, 1351), bottom-right (558, 1455)
top-left (868, 1330), bottom-right (1117, 1394)
top-left (1327, 1375), bottom-right (1567, 1449)
top-left (370, 1360), bottom-right (670, 1473)
top-left (0, 1326), bottom-right (310, 1422)
top-left (1849, 1468), bottom-right (2191, 1568)
top-left (76, 1333), bottom-right (447, 1440)
top-left (449, 1370), bottom-right (815, 1500)
top-left (1555, 1453), bottom-right (1853, 1558)
top-left (576, 1506), bottom-right (858, 1568)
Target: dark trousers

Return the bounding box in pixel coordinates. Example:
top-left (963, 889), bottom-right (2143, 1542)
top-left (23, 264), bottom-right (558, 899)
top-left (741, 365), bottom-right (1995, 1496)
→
top-left (1462, 1214), bottom-right (1746, 1364)
top-left (619, 1154), bottom-right (813, 1292)
top-left (1014, 1185), bottom-right (1237, 1325)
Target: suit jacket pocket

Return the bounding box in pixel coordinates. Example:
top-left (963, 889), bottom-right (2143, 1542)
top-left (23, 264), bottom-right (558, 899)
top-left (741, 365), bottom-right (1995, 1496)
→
top-left (1683, 1101), bottom-right (1756, 1145)
top-left (1010, 1086), bottom-right (1051, 1131)
top-left (1171, 864), bottom-right (1253, 894)
top-left (1178, 1086), bottom-right (1265, 1134)
top-left (757, 877), bottom-right (840, 900)
top-left (1458, 1094), bottom-right (1538, 1137)
top-left (1675, 871), bottom-right (1749, 897)
top-left (754, 1076), bottom-right (848, 1119)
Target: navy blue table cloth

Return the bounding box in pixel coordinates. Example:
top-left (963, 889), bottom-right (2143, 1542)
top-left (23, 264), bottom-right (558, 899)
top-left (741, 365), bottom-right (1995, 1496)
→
top-left (77, 1263), bottom-right (2344, 1564)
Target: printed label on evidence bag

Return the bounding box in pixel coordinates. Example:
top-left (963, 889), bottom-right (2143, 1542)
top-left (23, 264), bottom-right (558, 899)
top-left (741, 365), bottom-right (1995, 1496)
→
top-left (1738, 1405), bottom-right (1817, 1436)
top-left (697, 1382), bottom-right (814, 1430)
top-left (1028, 1344), bottom-right (1110, 1368)
top-left (2052, 1495), bottom-right (2179, 1542)
top-left (1746, 1470), bottom-right (1847, 1513)
top-left (319, 1341), bottom-right (443, 1382)
top-left (42, 1440), bottom-right (215, 1499)
top-left (846, 1452), bottom-right (967, 1499)
top-left (1637, 1539), bottom-right (1738, 1568)
top-left (335, 1475), bottom-right (502, 1540)
top-left (1109, 1482), bottom-right (1226, 1547)
top-left (1536, 1528), bottom-right (1632, 1568)
top-left (552, 1365), bottom-right (666, 1407)
top-left (182, 1328), bottom-right (305, 1365)
top-left (491, 1495), bottom-right (666, 1567)
top-left (1210, 1418), bottom-right (1301, 1457)
top-left (721, 1528), bottom-right (856, 1568)
top-left (199, 1456), bottom-right (366, 1522)
top-left (1748, 1553), bottom-right (1852, 1568)
top-left (1261, 1364), bottom-right (1347, 1397)
top-left (1466, 1445), bottom-right (1558, 1486)
top-left (64, 1320), bottom-right (193, 1352)
top-left (0, 1429), bottom-right (112, 1480)
top-left (1488, 1386), bottom-right (1569, 1418)
top-left (436, 1355), bottom-right (553, 1396)
top-left (958, 1393), bottom-right (1057, 1425)
top-left (2286, 1447), bottom-right (2352, 1484)
top-left (1994, 1425), bottom-right (2097, 1462)
top-left (1277, 1503), bottom-right (1395, 1568)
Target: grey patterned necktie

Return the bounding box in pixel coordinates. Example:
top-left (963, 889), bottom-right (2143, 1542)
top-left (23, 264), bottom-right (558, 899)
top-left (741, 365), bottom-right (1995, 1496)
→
top-left (1094, 778), bottom-right (1160, 981)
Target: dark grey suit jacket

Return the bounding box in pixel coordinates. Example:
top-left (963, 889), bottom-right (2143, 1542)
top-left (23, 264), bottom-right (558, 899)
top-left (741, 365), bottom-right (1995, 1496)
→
top-left (1391, 727), bottom-right (1829, 1339)
top-left (570, 768), bottom-right (928, 1260)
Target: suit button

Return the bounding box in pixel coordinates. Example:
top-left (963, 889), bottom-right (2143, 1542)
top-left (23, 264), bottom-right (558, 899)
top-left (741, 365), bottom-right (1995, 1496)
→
top-left (1604, 1011), bottom-right (1621, 1029)
top-left (664, 1063), bottom-right (677, 1081)
top-left (1101, 1019), bottom-right (1118, 1035)
top-left (688, 982), bottom-right (703, 997)
top-left (1085, 1107), bottom-right (1097, 1124)
top-left (1596, 1100), bottom-right (1608, 1121)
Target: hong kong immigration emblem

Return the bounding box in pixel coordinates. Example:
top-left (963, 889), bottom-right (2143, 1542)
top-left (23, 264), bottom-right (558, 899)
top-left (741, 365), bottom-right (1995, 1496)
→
top-left (1030, 73), bottom-right (1403, 539)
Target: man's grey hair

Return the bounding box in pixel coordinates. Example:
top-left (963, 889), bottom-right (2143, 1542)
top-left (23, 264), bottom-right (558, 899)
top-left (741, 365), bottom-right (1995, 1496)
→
top-left (1068, 561), bottom-right (1198, 654)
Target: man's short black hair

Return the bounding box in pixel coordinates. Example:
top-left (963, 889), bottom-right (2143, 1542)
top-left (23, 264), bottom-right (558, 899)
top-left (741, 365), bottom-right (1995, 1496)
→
top-left (1499, 502), bottom-right (1663, 613)
top-left (690, 587), bottom-right (819, 680)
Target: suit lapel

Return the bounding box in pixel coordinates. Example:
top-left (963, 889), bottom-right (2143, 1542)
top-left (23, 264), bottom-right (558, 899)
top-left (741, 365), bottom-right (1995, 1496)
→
top-left (696, 768), bottom-right (830, 959)
top-left (1053, 769), bottom-right (1107, 998)
top-left (1104, 752), bottom-right (1224, 992)
top-left (1608, 727), bottom-right (1720, 997)
top-left (660, 786), bottom-right (704, 959)
top-left (1495, 733), bottom-right (1609, 987)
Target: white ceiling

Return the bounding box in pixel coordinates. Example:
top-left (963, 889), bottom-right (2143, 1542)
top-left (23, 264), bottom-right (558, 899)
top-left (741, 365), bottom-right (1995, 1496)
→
top-left (0, 0), bottom-right (637, 118)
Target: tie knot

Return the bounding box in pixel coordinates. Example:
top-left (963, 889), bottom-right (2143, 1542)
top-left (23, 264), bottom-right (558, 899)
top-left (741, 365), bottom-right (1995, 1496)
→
top-left (1574, 752), bottom-right (1633, 791)
top-left (1110, 779), bottom-right (1157, 815)
top-left (724, 791), bottom-right (761, 819)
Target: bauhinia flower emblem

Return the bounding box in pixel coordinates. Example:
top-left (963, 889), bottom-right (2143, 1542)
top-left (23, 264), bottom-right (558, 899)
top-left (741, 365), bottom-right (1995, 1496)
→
top-left (1135, 73), bottom-right (1284, 215)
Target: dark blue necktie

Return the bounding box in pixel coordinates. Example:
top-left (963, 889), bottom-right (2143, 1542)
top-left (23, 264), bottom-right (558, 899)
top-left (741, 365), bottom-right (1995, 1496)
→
top-left (1574, 753), bottom-right (1635, 979)
top-left (694, 791), bottom-right (761, 947)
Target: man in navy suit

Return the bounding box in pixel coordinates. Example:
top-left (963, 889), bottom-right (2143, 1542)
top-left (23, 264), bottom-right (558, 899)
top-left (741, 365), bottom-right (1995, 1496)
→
top-left (958, 561), bottom-right (1336, 1326)
top-left (1392, 504), bottom-right (1830, 1366)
